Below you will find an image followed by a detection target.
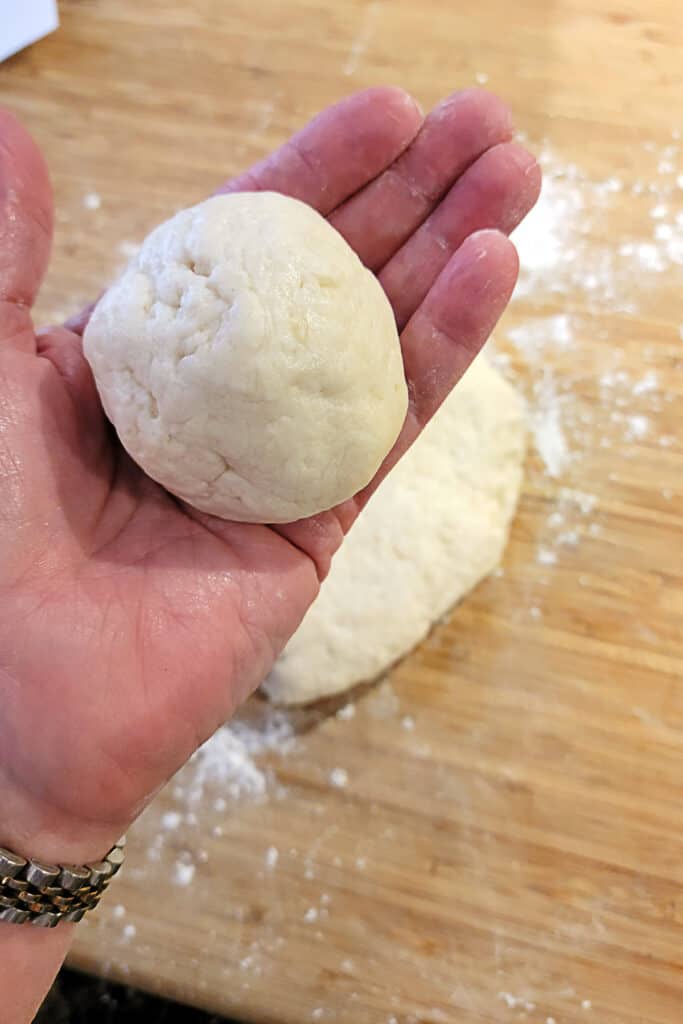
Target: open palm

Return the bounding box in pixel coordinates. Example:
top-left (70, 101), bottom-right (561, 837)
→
top-left (0, 88), bottom-right (540, 861)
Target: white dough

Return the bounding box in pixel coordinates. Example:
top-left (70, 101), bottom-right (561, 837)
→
top-left (263, 357), bottom-right (526, 705)
top-left (83, 193), bottom-right (407, 523)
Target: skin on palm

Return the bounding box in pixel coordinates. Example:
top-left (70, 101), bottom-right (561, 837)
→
top-left (0, 88), bottom-right (540, 873)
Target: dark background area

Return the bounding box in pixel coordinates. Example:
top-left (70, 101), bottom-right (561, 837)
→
top-left (38, 970), bottom-right (235, 1024)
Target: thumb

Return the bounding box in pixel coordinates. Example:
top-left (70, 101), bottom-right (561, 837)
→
top-left (0, 108), bottom-right (53, 318)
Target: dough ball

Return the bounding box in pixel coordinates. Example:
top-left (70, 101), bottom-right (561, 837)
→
top-left (83, 193), bottom-right (407, 523)
top-left (263, 357), bottom-right (526, 705)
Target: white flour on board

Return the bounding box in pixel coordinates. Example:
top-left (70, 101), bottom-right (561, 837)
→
top-left (176, 708), bottom-right (295, 805)
top-left (512, 141), bottom-right (683, 309)
top-left (495, 135), bottom-right (683, 576)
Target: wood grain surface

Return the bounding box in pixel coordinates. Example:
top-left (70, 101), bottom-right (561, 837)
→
top-left (2, 1), bottom-right (683, 1022)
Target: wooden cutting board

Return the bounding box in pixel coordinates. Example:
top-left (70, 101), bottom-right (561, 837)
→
top-left (2, 1), bottom-right (682, 1021)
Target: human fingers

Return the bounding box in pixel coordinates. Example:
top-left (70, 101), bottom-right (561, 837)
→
top-left (328, 89), bottom-right (513, 270)
top-left (218, 86), bottom-right (423, 214)
top-left (380, 141), bottom-right (540, 329)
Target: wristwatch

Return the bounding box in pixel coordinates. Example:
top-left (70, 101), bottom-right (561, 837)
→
top-left (0, 837), bottom-right (126, 927)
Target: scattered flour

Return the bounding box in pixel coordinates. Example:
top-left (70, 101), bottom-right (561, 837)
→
top-left (625, 414), bottom-right (650, 440)
top-left (530, 375), bottom-right (571, 478)
top-left (336, 703), bottom-right (356, 721)
top-left (172, 861), bottom-right (196, 887)
top-left (500, 137), bottom-right (682, 577)
top-left (632, 370), bottom-right (658, 395)
top-left (507, 313), bottom-right (573, 357)
top-left (343, 0), bottom-right (379, 75)
top-left (118, 240), bottom-right (140, 261)
top-left (329, 767), bottom-right (349, 788)
top-left (560, 489), bottom-right (597, 516)
top-left (161, 810), bottom-right (182, 830)
top-left (514, 142), bottom-right (683, 306)
top-left (497, 992), bottom-right (536, 1012)
top-left (182, 709), bottom-right (295, 804)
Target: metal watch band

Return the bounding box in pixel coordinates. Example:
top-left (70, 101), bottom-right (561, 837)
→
top-left (0, 837), bottom-right (126, 928)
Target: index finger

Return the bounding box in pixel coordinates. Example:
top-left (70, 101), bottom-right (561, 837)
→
top-left (217, 87), bottom-right (423, 214)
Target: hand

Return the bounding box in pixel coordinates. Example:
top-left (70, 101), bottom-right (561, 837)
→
top-left (0, 88), bottom-right (540, 868)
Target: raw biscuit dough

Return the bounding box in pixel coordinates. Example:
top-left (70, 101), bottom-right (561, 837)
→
top-left (263, 356), bottom-right (526, 705)
top-left (83, 192), bottom-right (407, 523)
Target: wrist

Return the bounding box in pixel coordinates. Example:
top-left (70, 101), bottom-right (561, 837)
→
top-left (1, 779), bottom-right (127, 930)
top-left (1, 772), bottom-right (129, 866)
